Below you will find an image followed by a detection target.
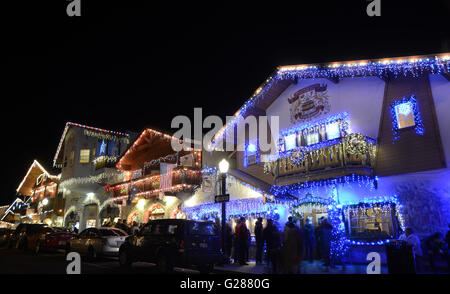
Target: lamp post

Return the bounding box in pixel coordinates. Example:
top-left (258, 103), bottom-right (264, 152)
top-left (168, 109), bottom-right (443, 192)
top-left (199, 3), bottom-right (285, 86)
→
top-left (218, 159), bottom-right (229, 254)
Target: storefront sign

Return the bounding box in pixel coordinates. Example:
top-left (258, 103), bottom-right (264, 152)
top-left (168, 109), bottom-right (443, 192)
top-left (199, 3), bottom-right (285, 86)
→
top-left (215, 194), bottom-right (230, 203)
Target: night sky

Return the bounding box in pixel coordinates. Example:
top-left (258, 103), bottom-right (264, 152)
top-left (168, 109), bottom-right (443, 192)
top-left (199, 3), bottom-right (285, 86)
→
top-left (2, 1), bottom-right (449, 205)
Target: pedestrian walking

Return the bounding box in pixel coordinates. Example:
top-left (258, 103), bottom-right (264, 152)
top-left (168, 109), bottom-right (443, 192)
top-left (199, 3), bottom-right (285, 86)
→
top-left (254, 217), bottom-right (264, 265)
top-left (282, 217), bottom-right (304, 273)
top-left (263, 219), bottom-right (281, 274)
top-left (303, 218), bottom-right (315, 263)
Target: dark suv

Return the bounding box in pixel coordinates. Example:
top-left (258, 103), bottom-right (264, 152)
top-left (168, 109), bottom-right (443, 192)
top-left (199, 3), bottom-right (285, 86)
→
top-left (118, 219), bottom-right (224, 273)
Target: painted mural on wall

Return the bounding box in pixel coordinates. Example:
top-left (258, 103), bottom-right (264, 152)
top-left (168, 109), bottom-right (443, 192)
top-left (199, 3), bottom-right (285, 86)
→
top-left (289, 83), bottom-right (330, 124)
top-left (395, 178), bottom-right (450, 236)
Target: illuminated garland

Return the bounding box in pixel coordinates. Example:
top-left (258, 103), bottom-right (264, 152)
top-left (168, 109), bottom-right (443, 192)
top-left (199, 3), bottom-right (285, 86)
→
top-left (183, 198), bottom-right (286, 220)
top-left (143, 153), bottom-right (177, 169)
top-left (59, 170), bottom-right (123, 189)
top-left (210, 55), bottom-right (449, 149)
top-left (92, 155), bottom-right (118, 165)
top-left (83, 129), bottom-right (129, 143)
top-left (390, 95), bottom-right (424, 142)
top-left (280, 112), bottom-right (349, 137)
top-left (270, 174), bottom-right (376, 196)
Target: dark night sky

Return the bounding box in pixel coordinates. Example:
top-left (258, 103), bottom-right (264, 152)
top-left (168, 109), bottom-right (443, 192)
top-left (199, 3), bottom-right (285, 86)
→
top-left (1, 1), bottom-right (449, 205)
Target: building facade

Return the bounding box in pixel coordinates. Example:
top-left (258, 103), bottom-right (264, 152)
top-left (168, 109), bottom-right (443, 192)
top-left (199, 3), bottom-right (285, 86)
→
top-left (15, 160), bottom-right (62, 226)
top-left (107, 128), bottom-right (202, 225)
top-left (52, 122), bottom-right (132, 231)
top-left (184, 53), bottom-right (450, 263)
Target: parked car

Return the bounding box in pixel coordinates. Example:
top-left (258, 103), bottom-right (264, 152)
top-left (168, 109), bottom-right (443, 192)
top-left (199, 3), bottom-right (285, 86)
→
top-left (118, 219), bottom-right (224, 273)
top-left (0, 228), bottom-right (13, 246)
top-left (7, 223), bottom-right (48, 250)
top-left (67, 227), bottom-right (127, 260)
top-left (34, 227), bottom-right (78, 254)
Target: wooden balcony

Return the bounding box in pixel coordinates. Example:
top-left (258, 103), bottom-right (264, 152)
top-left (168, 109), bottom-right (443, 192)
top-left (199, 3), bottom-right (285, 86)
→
top-left (110, 167), bottom-right (202, 198)
top-left (264, 134), bottom-right (377, 186)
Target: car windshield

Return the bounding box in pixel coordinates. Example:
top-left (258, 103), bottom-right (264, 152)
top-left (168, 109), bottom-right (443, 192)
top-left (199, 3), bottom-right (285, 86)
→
top-left (99, 229), bottom-right (118, 236)
top-left (188, 222), bottom-right (218, 236)
top-left (111, 229), bottom-right (127, 236)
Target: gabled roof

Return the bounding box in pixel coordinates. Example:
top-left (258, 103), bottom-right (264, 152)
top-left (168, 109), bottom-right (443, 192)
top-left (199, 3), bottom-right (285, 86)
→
top-left (1, 198), bottom-right (25, 221)
top-left (53, 122), bottom-right (129, 167)
top-left (116, 128), bottom-right (201, 171)
top-left (210, 53), bottom-right (450, 147)
top-left (17, 160), bottom-right (60, 196)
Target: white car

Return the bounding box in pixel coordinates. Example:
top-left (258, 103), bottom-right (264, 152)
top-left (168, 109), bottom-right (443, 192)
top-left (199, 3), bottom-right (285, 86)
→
top-left (67, 227), bottom-right (127, 260)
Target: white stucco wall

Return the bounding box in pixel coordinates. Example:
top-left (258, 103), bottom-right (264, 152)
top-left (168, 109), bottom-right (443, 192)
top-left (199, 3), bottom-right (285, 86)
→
top-left (266, 77), bottom-right (386, 141)
top-left (429, 73), bottom-right (450, 168)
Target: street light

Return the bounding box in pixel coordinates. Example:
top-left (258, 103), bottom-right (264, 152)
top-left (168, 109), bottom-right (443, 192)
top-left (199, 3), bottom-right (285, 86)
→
top-left (218, 159), bottom-right (229, 174)
top-left (218, 158), bottom-right (229, 257)
top-left (42, 198), bottom-right (49, 206)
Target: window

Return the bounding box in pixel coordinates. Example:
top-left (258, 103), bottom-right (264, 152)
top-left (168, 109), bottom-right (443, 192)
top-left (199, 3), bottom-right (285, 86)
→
top-left (326, 122), bottom-right (340, 140)
top-left (245, 142), bottom-right (258, 166)
top-left (79, 149), bottom-right (90, 163)
top-left (306, 132), bottom-right (319, 145)
top-left (285, 134), bottom-right (297, 151)
top-left (344, 203), bottom-right (398, 239)
top-left (188, 222), bottom-right (218, 236)
top-left (394, 102), bottom-right (415, 129)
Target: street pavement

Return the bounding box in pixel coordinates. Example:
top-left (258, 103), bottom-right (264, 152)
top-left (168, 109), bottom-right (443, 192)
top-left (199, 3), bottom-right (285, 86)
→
top-left (0, 247), bottom-right (390, 274)
top-left (0, 247), bottom-right (200, 274)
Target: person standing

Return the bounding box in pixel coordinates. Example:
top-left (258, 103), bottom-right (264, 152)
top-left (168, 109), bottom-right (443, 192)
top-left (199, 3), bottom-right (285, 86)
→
top-left (263, 219), bottom-right (281, 274)
top-left (282, 217), bottom-right (304, 273)
top-left (319, 218), bottom-right (332, 266)
top-left (254, 217), bottom-right (264, 265)
top-left (399, 227), bottom-right (423, 272)
top-left (225, 222), bottom-right (233, 260)
top-left (303, 218), bottom-right (315, 263)
top-left (235, 217), bottom-right (249, 265)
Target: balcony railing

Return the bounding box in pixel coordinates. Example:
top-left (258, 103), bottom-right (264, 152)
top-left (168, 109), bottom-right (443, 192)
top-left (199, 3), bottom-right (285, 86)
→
top-left (110, 167), bottom-right (202, 198)
top-left (264, 134), bottom-right (377, 185)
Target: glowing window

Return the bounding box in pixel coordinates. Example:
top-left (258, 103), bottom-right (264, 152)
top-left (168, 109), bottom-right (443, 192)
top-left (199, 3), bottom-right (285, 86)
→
top-left (79, 149), bottom-right (90, 163)
top-left (326, 122), bottom-right (340, 140)
top-left (285, 134), bottom-right (297, 150)
top-left (306, 132), bottom-right (319, 145)
top-left (395, 102), bottom-right (415, 129)
top-left (247, 143), bottom-right (257, 153)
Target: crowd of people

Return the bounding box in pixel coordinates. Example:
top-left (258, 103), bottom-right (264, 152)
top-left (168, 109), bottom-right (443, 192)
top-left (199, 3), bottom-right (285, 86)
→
top-left (102, 219), bottom-right (143, 235)
top-left (223, 216), bottom-right (334, 273)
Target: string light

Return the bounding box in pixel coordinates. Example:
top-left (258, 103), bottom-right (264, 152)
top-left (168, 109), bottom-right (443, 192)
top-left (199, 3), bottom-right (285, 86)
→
top-left (209, 54), bottom-right (449, 149)
top-left (53, 122), bottom-right (129, 168)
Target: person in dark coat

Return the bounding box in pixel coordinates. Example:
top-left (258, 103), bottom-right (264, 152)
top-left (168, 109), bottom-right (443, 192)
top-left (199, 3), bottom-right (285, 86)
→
top-left (235, 217), bottom-right (249, 265)
top-left (425, 232), bottom-right (449, 273)
top-left (254, 217), bottom-right (264, 265)
top-left (282, 217), bottom-right (304, 273)
top-left (319, 218), bottom-right (333, 266)
top-left (303, 218), bottom-right (315, 263)
top-left (225, 222), bottom-right (233, 259)
top-left (263, 219), bottom-right (281, 274)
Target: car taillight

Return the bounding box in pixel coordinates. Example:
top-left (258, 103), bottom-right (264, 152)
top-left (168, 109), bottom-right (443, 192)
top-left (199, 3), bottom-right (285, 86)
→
top-left (179, 240), bottom-right (185, 249)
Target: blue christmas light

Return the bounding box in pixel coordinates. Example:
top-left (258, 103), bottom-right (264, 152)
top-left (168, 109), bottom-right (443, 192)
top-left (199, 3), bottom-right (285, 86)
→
top-left (270, 174), bottom-right (376, 196)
